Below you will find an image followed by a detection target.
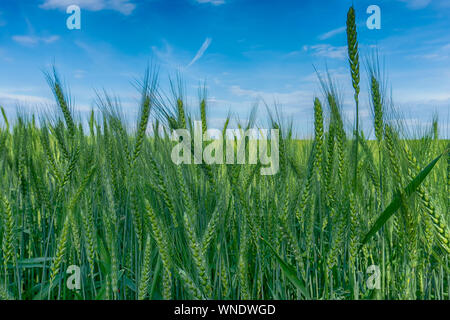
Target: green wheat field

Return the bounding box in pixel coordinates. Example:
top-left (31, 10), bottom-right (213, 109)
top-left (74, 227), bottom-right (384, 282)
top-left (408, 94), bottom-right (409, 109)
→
top-left (0, 6), bottom-right (449, 300)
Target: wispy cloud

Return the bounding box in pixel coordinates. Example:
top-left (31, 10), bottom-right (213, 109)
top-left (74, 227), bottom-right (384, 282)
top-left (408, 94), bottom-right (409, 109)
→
top-left (151, 40), bottom-right (182, 69)
top-left (0, 48), bottom-right (11, 62)
top-left (74, 69), bottom-right (87, 79)
top-left (318, 26), bottom-right (346, 40)
top-left (12, 35), bottom-right (60, 47)
top-left (0, 11), bottom-right (6, 27)
top-left (196, 0), bottom-right (226, 5)
top-left (397, 0), bottom-right (431, 10)
top-left (0, 91), bottom-right (52, 105)
top-left (229, 85), bottom-right (312, 111)
top-left (40, 0), bottom-right (136, 15)
top-left (412, 43), bottom-right (450, 61)
top-left (186, 38), bottom-right (212, 68)
top-left (303, 44), bottom-right (346, 59)
top-left (301, 67), bottom-right (348, 83)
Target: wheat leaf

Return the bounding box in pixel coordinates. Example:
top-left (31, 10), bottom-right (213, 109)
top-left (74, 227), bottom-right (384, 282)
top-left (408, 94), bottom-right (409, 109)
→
top-left (361, 150), bottom-right (447, 247)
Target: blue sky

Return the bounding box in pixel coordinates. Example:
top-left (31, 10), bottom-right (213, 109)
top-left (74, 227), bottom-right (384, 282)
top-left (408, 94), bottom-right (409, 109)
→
top-left (0, 0), bottom-right (449, 137)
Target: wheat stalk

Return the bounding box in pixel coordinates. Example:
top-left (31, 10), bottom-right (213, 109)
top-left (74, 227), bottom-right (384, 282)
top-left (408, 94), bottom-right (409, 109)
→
top-left (138, 235), bottom-right (152, 300)
top-left (346, 5), bottom-right (361, 190)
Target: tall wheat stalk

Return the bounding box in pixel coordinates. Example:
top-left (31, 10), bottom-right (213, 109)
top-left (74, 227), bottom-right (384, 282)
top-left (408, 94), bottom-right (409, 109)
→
top-left (346, 5), bottom-right (361, 191)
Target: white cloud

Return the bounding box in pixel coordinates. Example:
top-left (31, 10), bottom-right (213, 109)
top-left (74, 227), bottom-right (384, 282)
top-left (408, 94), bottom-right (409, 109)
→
top-left (230, 85), bottom-right (312, 110)
top-left (196, 0), bottom-right (225, 5)
top-left (0, 92), bottom-right (52, 105)
top-left (301, 67), bottom-right (348, 83)
top-left (40, 0), bottom-right (136, 15)
top-left (318, 26), bottom-right (346, 40)
top-left (12, 36), bottom-right (37, 46)
top-left (397, 0), bottom-right (431, 9)
top-left (43, 35), bottom-right (60, 43)
top-left (186, 38), bottom-right (212, 68)
top-left (303, 44), bottom-right (347, 59)
top-left (12, 35), bottom-right (60, 47)
top-left (74, 69), bottom-right (87, 79)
